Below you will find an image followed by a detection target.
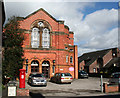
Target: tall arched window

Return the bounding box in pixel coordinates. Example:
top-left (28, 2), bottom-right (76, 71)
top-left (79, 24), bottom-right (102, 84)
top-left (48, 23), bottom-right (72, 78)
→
top-left (31, 27), bottom-right (40, 48)
top-left (42, 28), bottom-right (50, 48)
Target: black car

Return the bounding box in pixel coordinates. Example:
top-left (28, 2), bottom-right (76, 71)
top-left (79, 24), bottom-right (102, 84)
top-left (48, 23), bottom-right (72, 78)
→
top-left (78, 70), bottom-right (88, 78)
top-left (108, 72), bottom-right (120, 85)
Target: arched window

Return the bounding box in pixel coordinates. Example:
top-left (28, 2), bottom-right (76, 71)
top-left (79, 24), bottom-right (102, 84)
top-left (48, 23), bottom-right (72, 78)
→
top-left (31, 27), bottom-right (40, 48)
top-left (42, 28), bottom-right (50, 48)
top-left (66, 55), bottom-right (68, 63)
top-left (70, 56), bottom-right (73, 63)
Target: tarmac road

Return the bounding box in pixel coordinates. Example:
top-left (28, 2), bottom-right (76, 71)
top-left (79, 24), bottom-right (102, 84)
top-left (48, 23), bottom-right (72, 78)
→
top-left (2, 77), bottom-right (120, 97)
top-left (27, 77), bottom-right (113, 97)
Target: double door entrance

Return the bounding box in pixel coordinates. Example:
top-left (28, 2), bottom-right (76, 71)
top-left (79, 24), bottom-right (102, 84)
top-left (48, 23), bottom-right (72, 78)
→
top-left (31, 60), bottom-right (50, 78)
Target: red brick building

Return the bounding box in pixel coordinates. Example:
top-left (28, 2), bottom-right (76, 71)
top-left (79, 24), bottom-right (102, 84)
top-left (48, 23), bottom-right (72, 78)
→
top-left (78, 48), bottom-right (120, 75)
top-left (18, 8), bottom-right (78, 79)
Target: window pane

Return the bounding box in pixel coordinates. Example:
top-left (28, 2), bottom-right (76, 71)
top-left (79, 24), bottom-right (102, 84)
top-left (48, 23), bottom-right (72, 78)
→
top-left (31, 28), bottom-right (40, 48)
top-left (66, 55), bottom-right (68, 63)
top-left (42, 28), bottom-right (50, 48)
top-left (70, 56), bottom-right (73, 63)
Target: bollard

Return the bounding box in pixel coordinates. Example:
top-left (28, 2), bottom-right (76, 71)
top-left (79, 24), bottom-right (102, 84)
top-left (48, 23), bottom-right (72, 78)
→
top-left (101, 75), bottom-right (103, 93)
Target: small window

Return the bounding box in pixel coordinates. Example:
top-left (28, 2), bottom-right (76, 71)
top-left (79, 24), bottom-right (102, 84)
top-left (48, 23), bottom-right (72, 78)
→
top-left (66, 55), bottom-right (68, 63)
top-left (65, 47), bottom-right (68, 50)
top-left (55, 73), bottom-right (58, 76)
top-left (70, 56), bottom-right (73, 63)
top-left (38, 22), bottom-right (44, 27)
top-left (26, 64), bottom-right (28, 73)
top-left (52, 66), bottom-right (55, 73)
top-left (70, 49), bottom-right (73, 52)
top-left (93, 68), bottom-right (96, 73)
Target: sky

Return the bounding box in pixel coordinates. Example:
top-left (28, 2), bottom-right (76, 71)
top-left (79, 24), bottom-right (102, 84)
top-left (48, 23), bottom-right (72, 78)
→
top-left (3, 0), bottom-right (119, 56)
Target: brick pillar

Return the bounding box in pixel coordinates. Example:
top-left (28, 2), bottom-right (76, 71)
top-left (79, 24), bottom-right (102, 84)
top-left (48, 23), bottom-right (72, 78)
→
top-left (103, 82), bottom-right (108, 93)
top-left (74, 45), bottom-right (78, 79)
top-left (39, 64), bottom-right (42, 73)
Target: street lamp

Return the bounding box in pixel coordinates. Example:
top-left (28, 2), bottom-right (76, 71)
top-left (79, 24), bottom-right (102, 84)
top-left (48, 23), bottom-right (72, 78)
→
top-left (53, 60), bottom-right (55, 74)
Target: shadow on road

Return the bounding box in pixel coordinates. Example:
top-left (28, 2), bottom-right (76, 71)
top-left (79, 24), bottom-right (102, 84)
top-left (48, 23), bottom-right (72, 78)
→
top-left (29, 91), bottom-right (45, 98)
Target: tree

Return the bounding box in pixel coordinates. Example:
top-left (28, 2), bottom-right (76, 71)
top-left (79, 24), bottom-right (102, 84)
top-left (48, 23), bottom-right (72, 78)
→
top-left (2, 16), bottom-right (24, 81)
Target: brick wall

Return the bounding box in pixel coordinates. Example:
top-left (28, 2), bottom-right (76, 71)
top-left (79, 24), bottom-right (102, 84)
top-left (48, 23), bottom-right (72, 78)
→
top-left (19, 8), bottom-right (78, 79)
top-left (89, 60), bottom-right (98, 73)
top-left (17, 89), bottom-right (29, 96)
top-left (79, 61), bottom-right (85, 70)
top-left (103, 83), bottom-right (119, 93)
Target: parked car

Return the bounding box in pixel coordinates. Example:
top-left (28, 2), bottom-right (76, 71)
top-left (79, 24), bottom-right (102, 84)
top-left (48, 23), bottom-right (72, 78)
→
top-left (78, 70), bottom-right (88, 78)
top-left (108, 72), bottom-right (120, 85)
top-left (50, 73), bottom-right (73, 84)
top-left (28, 72), bottom-right (47, 86)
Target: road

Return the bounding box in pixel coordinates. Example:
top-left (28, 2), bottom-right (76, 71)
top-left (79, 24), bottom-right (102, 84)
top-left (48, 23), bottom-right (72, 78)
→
top-left (2, 77), bottom-right (120, 97)
top-left (26, 77), bottom-right (113, 97)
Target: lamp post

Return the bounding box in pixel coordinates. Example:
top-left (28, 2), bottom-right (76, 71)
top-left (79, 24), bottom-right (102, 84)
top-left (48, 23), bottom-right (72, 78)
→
top-left (53, 60), bottom-right (55, 74)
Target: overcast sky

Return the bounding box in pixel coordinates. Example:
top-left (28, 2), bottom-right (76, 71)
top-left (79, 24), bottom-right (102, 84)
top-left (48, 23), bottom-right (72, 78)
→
top-left (3, 0), bottom-right (119, 56)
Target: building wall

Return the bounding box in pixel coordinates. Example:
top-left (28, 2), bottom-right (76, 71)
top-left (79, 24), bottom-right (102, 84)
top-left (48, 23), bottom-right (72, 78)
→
top-left (103, 50), bottom-right (113, 67)
top-left (79, 60), bottom-right (85, 70)
top-left (78, 48), bottom-right (119, 74)
top-left (89, 60), bottom-right (98, 73)
top-left (19, 9), bottom-right (78, 79)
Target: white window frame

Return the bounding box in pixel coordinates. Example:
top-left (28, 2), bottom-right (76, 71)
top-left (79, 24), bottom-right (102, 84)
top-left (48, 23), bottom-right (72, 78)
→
top-left (42, 28), bottom-right (50, 48)
top-left (66, 55), bottom-right (68, 63)
top-left (31, 27), bottom-right (40, 48)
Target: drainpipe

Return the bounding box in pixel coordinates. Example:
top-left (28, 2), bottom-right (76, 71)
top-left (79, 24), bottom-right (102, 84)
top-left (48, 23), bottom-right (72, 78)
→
top-left (118, 76), bottom-right (120, 92)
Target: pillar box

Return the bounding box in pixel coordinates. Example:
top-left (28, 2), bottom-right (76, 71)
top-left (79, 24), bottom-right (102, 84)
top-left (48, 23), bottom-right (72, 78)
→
top-left (19, 69), bottom-right (26, 88)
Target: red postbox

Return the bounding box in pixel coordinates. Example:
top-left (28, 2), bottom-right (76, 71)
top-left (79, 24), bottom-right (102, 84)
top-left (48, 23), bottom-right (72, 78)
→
top-left (19, 69), bottom-right (26, 88)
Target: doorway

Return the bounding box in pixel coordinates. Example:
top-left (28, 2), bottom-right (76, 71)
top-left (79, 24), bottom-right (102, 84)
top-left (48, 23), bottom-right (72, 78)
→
top-left (42, 61), bottom-right (50, 78)
top-left (31, 60), bottom-right (39, 72)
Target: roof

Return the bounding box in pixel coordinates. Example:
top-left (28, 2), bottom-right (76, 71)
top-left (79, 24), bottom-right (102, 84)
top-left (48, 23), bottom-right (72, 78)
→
top-left (17, 8), bottom-right (70, 30)
top-left (78, 47), bottom-right (118, 67)
top-left (17, 8), bottom-right (64, 23)
top-left (104, 57), bottom-right (120, 68)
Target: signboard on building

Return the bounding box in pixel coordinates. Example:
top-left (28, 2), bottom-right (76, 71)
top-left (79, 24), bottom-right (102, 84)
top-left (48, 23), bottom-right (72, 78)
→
top-left (69, 67), bottom-right (74, 71)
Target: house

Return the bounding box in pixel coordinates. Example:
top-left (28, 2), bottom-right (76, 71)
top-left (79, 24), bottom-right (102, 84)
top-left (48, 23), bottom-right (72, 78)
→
top-left (18, 8), bottom-right (78, 79)
top-left (78, 48), bottom-right (120, 75)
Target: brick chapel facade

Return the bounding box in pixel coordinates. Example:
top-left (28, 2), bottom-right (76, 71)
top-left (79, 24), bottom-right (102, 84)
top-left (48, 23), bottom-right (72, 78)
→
top-left (18, 8), bottom-right (78, 79)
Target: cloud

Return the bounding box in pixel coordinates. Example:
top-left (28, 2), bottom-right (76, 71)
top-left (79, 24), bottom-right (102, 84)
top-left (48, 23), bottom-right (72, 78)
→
top-left (73, 8), bottom-right (118, 55)
top-left (4, 2), bottom-right (118, 56)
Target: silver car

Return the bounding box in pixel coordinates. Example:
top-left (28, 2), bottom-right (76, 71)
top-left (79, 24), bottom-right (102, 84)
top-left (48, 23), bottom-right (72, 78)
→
top-left (28, 73), bottom-right (47, 86)
top-left (50, 73), bottom-right (73, 84)
top-left (108, 72), bottom-right (120, 85)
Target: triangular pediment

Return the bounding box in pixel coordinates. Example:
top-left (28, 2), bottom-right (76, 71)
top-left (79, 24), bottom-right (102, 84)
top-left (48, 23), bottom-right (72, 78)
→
top-left (26, 8), bottom-right (56, 20)
top-left (21, 8), bottom-right (64, 24)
